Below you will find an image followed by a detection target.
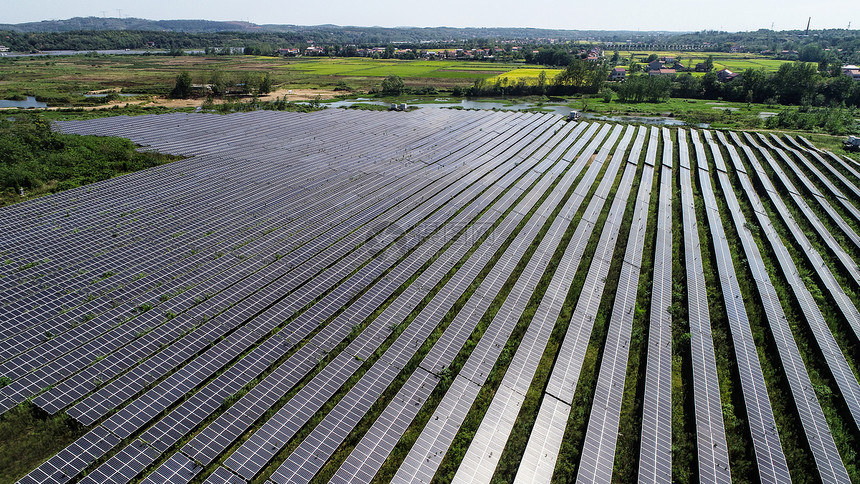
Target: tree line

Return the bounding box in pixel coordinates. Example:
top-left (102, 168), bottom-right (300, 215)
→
top-left (170, 71), bottom-right (272, 99)
top-left (465, 59), bottom-right (860, 108)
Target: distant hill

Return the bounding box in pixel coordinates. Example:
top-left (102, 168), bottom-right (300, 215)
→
top-left (0, 16), bottom-right (674, 41)
top-left (0, 18), bottom-right (264, 33)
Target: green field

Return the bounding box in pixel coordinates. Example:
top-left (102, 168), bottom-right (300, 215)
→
top-left (0, 56), bottom-right (526, 103)
top-left (617, 50), bottom-right (794, 72)
top-left (279, 58), bottom-right (513, 78)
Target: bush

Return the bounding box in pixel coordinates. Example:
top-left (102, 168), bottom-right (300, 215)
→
top-left (381, 75), bottom-right (405, 95)
top-left (600, 88), bottom-right (614, 103)
top-left (765, 106), bottom-right (859, 135)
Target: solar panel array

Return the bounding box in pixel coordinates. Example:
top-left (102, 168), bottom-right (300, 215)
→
top-left (770, 135), bottom-right (860, 254)
top-left (452, 126), bottom-right (643, 484)
top-left (3, 109), bottom-right (859, 484)
top-left (575, 125), bottom-right (653, 484)
top-left (714, 131), bottom-right (851, 483)
top-left (514, 129), bottom-right (640, 483)
top-left (393, 123), bottom-right (623, 484)
top-left (730, 132), bottom-right (860, 433)
top-left (678, 128), bottom-right (732, 484)
top-left (749, 134), bottom-right (860, 286)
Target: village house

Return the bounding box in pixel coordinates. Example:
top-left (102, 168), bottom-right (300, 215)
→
top-left (717, 68), bottom-right (739, 82)
top-left (646, 60), bottom-right (664, 72)
top-left (608, 67), bottom-right (626, 81)
top-left (649, 68), bottom-right (676, 77)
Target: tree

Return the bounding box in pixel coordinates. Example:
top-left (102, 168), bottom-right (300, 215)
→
top-left (553, 58), bottom-right (608, 94)
top-left (259, 72), bottom-right (272, 95)
top-left (170, 71), bottom-right (193, 99)
top-left (825, 74), bottom-right (854, 106)
top-left (701, 70), bottom-right (721, 99)
top-left (739, 68), bottom-right (768, 102)
top-left (537, 70), bottom-right (547, 95)
top-left (381, 74), bottom-right (405, 95)
top-left (601, 88), bottom-right (613, 103)
top-left (209, 70), bottom-right (228, 98)
top-left (674, 73), bottom-right (703, 98)
top-left (773, 61), bottom-right (821, 104)
top-left (703, 55), bottom-right (715, 72)
top-left (646, 53), bottom-right (659, 62)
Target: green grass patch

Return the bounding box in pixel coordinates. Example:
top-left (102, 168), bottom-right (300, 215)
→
top-left (0, 113), bottom-right (182, 207)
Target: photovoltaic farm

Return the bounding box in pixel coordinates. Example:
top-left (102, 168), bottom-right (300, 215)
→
top-left (2, 108), bottom-right (860, 483)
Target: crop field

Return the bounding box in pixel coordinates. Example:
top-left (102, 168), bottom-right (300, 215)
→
top-left (617, 51), bottom-right (794, 72)
top-left (2, 109), bottom-right (860, 484)
top-left (490, 67), bottom-right (564, 83)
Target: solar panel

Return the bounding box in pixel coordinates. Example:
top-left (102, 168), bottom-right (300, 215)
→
top-left (227, 120), bottom-right (602, 482)
top-left (139, 452), bottom-right (202, 484)
top-left (451, 126), bottom-right (639, 484)
top-left (638, 128), bottom-right (674, 484)
top-left (576, 130), bottom-right (654, 484)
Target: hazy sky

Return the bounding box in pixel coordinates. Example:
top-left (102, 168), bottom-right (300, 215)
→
top-left (4, 0), bottom-right (856, 32)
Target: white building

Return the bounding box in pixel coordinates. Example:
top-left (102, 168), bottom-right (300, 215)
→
top-left (843, 65), bottom-right (860, 81)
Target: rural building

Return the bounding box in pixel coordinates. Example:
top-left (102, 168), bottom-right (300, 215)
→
top-left (695, 62), bottom-right (708, 72)
top-left (649, 68), bottom-right (676, 77)
top-left (646, 60), bottom-right (664, 72)
top-left (0, 45), bottom-right (8, 52)
top-left (717, 68), bottom-right (739, 82)
top-left (609, 67), bottom-right (626, 81)
top-left (842, 65), bottom-right (860, 81)
top-left (278, 48), bottom-right (299, 56)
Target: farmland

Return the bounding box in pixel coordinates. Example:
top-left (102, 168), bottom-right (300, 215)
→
top-left (616, 51), bottom-right (795, 72)
top-left (1, 109), bottom-right (859, 484)
top-left (0, 55), bottom-right (532, 104)
top-left (492, 68), bottom-right (564, 83)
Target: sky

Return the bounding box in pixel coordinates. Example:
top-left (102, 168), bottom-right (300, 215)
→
top-left (3, 0), bottom-right (856, 32)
